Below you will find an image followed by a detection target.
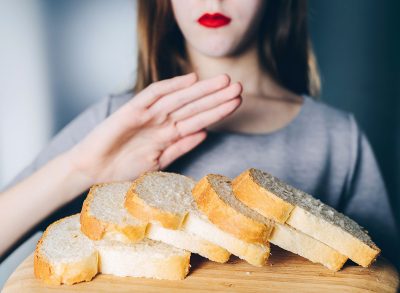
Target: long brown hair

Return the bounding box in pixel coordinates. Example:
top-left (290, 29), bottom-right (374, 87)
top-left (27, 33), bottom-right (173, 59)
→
top-left (134, 0), bottom-right (320, 97)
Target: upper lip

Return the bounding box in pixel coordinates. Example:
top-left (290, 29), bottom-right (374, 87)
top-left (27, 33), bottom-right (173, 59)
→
top-left (197, 12), bottom-right (232, 28)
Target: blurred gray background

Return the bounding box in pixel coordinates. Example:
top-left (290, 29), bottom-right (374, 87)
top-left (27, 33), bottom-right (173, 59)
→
top-left (1, 0), bottom-right (399, 228)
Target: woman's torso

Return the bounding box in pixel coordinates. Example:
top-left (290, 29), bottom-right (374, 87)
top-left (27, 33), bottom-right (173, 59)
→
top-left (5, 91), bottom-right (398, 260)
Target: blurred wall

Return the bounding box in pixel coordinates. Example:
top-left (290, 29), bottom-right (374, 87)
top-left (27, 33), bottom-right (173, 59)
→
top-left (42, 0), bottom-right (137, 132)
top-left (1, 0), bottom-right (399, 226)
top-left (309, 0), bottom-right (400, 224)
top-left (0, 0), bottom-right (137, 189)
top-left (0, 0), bottom-right (52, 187)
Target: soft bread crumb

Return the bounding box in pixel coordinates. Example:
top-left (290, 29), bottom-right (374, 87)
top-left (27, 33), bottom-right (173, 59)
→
top-left (249, 168), bottom-right (377, 248)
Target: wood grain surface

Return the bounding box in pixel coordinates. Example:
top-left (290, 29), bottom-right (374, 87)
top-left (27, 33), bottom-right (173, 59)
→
top-left (3, 247), bottom-right (399, 293)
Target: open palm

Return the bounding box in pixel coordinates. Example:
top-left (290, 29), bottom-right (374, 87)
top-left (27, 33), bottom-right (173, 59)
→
top-left (68, 73), bottom-right (242, 184)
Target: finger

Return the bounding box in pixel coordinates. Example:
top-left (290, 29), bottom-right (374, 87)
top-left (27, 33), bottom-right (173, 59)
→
top-left (104, 72), bottom-right (198, 133)
top-left (176, 97), bottom-right (242, 137)
top-left (130, 72), bottom-right (198, 109)
top-left (158, 130), bottom-right (207, 169)
top-left (170, 82), bottom-right (242, 122)
top-left (149, 74), bottom-right (231, 117)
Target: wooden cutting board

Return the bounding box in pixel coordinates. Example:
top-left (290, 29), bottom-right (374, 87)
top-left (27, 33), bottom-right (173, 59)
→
top-left (3, 247), bottom-right (399, 293)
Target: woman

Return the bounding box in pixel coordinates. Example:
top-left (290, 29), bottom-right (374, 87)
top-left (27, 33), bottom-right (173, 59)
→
top-left (0, 0), bottom-right (398, 264)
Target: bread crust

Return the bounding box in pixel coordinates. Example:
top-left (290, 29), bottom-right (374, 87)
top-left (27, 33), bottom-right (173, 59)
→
top-left (242, 243), bottom-right (270, 267)
top-left (34, 215), bottom-right (98, 285)
top-left (183, 213), bottom-right (270, 266)
top-left (233, 168), bottom-right (380, 268)
top-left (146, 223), bottom-right (231, 263)
top-left (125, 174), bottom-right (187, 229)
top-left (287, 207), bottom-right (380, 267)
top-left (232, 169), bottom-right (294, 223)
top-left (270, 223), bottom-right (348, 271)
top-left (150, 253), bottom-right (191, 280)
top-left (34, 214), bottom-right (192, 284)
top-left (192, 175), bottom-right (272, 245)
top-left (195, 240), bottom-right (231, 263)
top-left (80, 184), bottom-right (147, 242)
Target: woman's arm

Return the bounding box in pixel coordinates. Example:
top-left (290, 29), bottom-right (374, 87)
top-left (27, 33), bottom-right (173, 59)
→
top-left (0, 72), bottom-right (243, 257)
top-left (0, 152), bottom-right (91, 256)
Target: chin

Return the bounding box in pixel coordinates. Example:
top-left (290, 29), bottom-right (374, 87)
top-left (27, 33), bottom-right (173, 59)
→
top-left (189, 38), bottom-right (239, 58)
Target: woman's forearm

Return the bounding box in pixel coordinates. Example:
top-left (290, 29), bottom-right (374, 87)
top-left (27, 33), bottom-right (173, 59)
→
top-left (0, 73), bottom-right (242, 258)
top-left (0, 152), bottom-right (92, 257)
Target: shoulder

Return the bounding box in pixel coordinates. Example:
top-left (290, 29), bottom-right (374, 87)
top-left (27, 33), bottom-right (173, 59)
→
top-left (300, 96), bottom-right (362, 173)
top-left (304, 96), bottom-right (355, 129)
top-left (302, 95), bottom-right (359, 140)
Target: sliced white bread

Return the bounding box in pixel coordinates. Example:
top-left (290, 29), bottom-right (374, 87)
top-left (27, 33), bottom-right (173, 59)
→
top-left (81, 181), bottom-right (230, 263)
top-left (80, 182), bottom-right (147, 242)
top-left (34, 214), bottom-right (191, 284)
top-left (183, 210), bottom-right (270, 267)
top-left (192, 174), bottom-right (274, 244)
top-left (95, 238), bottom-right (190, 280)
top-left (232, 168), bottom-right (380, 267)
top-left (125, 171), bottom-right (194, 229)
top-left (270, 223), bottom-right (347, 271)
top-left (146, 223), bottom-right (230, 263)
top-left (194, 173), bottom-right (348, 271)
top-left (125, 171), bottom-right (270, 266)
top-left (34, 214), bottom-right (98, 285)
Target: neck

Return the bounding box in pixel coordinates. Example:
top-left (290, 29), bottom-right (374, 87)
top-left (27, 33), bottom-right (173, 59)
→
top-left (185, 41), bottom-right (292, 99)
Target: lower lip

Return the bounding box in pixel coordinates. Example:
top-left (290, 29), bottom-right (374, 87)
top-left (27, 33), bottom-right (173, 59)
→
top-left (198, 14), bottom-right (231, 28)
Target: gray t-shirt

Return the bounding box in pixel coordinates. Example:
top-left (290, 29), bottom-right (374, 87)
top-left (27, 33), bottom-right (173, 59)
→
top-left (4, 93), bottom-right (399, 262)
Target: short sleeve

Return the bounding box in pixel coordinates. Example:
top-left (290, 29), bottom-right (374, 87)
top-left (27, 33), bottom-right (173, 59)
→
top-left (1, 96), bottom-right (111, 192)
top-left (342, 114), bottom-right (399, 264)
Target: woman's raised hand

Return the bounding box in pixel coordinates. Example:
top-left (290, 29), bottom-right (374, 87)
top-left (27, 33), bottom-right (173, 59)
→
top-left (67, 72), bottom-right (242, 185)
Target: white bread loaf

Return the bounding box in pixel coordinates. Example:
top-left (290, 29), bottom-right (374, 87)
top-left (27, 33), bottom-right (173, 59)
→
top-left (81, 181), bottom-right (230, 263)
top-left (125, 171), bottom-right (270, 266)
top-left (232, 168), bottom-right (380, 267)
top-left (34, 214), bottom-right (191, 285)
top-left (194, 173), bottom-right (348, 270)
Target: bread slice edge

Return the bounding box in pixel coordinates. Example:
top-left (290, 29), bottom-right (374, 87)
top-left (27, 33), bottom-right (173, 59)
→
top-left (232, 169), bottom-right (294, 223)
top-left (287, 207), bottom-right (380, 267)
top-left (125, 175), bottom-right (187, 229)
top-left (192, 175), bottom-right (272, 245)
top-left (270, 223), bottom-right (348, 271)
top-left (184, 213), bottom-right (270, 267)
top-left (34, 215), bottom-right (98, 285)
top-left (146, 223), bottom-right (231, 263)
top-left (80, 184), bottom-right (147, 242)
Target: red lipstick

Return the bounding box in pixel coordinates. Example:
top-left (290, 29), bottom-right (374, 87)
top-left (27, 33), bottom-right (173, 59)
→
top-left (198, 13), bottom-right (231, 28)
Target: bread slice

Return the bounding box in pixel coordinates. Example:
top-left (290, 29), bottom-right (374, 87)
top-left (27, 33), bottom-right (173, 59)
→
top-left (125, 171), bottom-right (195, 229)
top-left (192, 174), bottom-right (274, 244)
top-left (270, 223), bottom-right (347, 271)
top-left (34, 214), bottom-right (99, 285)
top-left (232, 168), bottom-right (380, 267)
top-left (193, 173), bottom-right (346, 270)
top-left (184, 210), bottom-right (270, 267)
top-left (34, 214), bottom-right (191, 284)
top-left (95, 238), bottom-right (191, 280)
top-left (125, 171), bottom-right (269, 266)
top-left (146, 223), bottom-right (230, 263)
top-left (82, 181), bottom-right (230, 263)
top-left (80, 182), bottom-right (147, 242)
